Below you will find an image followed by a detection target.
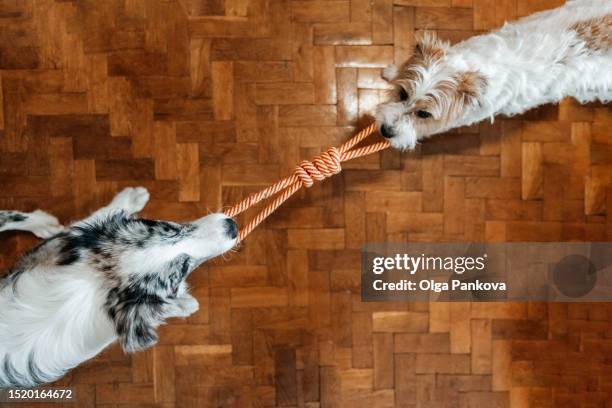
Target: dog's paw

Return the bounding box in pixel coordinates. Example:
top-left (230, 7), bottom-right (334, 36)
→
top-left (175, 295), bottom-right (199, 317)
top-left (27, 210), bottom-right (65, 238)
top-left (382, 64), bottom-right (398, 82)
top-left (111, 187), bottom-right (150, 214)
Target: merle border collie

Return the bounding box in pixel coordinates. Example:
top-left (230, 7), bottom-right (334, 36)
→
top-left (0, 187), bottom-right (237, 387)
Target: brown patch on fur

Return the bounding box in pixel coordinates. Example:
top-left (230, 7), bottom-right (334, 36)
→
top-left (455, 71), bottom-right (488, 105)
top-left (414, 31), bottom-right (448, 63)
top-left (393, 32), bottom-right (450, 100)
top-left (394, 57), bottom-right (427, 98)
top-left (410, 80), bottom-right (461, 135)
top-left (409, 71), bottom-right (487, 137)
top-left (571, 14), bottom-right (612, 52)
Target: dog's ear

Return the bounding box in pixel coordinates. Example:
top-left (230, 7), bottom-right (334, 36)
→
top-left (109, 289), bottom-right (161, 353)
top-left (414, 31), bottom-right (448, 62)
top-left (382, 64), bottom-right (399, 82)
top-left (455, 71), bottom-right (488, 106)
top-left (117, 313), bottom-right (159, 353)
top-left (115, 305), bottom-right (160, 352)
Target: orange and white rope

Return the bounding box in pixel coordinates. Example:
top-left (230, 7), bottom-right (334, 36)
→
top-left (225, 122), bottom-right (390, 241)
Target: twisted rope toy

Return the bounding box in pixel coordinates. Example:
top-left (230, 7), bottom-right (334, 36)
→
top-left (224, 122), bottom-right (390, 241)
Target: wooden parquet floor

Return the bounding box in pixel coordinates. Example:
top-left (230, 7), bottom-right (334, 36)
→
top-left (0, 0), bottom-right (611, 406)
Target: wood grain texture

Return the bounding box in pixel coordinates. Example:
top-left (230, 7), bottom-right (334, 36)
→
top-left (0, 0), bottom-right (610, 407)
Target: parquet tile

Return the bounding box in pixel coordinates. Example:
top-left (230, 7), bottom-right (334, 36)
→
top-left (0, 0), bottom-right (611, 406)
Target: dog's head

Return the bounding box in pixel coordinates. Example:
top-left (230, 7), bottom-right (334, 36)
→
top-left (106, 212), bottom-right (239, 289)
top-left (67, 212), bottom-right (239, 352)
top-left (376, 32), bottom-right (487, 150)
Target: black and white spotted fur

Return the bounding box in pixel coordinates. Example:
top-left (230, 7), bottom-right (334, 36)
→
top-left (0, 187), bottom-right (237, 387)
top-left (0, 210), bottom-right (64, 239)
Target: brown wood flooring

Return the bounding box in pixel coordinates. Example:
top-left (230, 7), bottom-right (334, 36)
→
top-left (0, 0), bottom-right (611, 406)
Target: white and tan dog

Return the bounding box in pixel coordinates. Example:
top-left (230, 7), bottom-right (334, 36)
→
top-left (377, 0), bottom-right (611, 149)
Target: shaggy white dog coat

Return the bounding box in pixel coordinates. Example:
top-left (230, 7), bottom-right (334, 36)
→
top-left (377, 0), bottom-right (611, 149)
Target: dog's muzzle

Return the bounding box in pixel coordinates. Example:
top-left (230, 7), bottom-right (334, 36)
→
top-left (224, 218), bottom-right (238, 239)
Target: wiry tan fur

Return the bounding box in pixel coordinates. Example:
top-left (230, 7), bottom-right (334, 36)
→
top-left (572, 14), bottom-right (612, 52)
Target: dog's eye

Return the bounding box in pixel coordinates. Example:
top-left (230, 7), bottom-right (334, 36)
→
top-left (399, 88), bottom-right (408, 101)
top-left (161, 224), bottom-right (179, 236)
top-left (415, 110), bottom-right (432, 119)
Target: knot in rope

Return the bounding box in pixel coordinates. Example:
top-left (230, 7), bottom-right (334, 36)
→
top-left (294, 147), bottom-right (341, 188)
top-left (224, 122), bottom-right (388, 241)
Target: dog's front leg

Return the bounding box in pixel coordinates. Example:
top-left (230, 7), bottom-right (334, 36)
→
top-left (0, 210), bottom-right (64, 238)
top-left (165, 292), bottom-right (199, 318)
top-left (77, 187), bottom-right (150, 225)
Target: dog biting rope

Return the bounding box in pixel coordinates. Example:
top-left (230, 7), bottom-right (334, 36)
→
top-left (224, 122), bottom-right (390, 241)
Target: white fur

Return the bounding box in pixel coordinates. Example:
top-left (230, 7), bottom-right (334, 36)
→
top-left (0, 210), bottom-right (64, 238)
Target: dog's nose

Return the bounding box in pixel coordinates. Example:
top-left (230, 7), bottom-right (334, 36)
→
top-left (380, 124), bottom-right (394, 138)
top-left (224, 218), bottom-right (238, 239)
